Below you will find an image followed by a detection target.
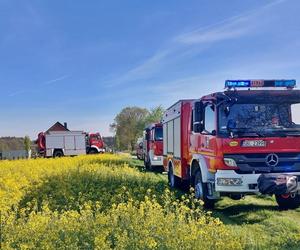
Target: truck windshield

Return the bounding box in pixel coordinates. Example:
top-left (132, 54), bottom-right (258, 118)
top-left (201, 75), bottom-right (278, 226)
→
top-left (155, 127), bottom-right (163, 141)
top-left (219, 103), bottom-right (300, 137)
top-left (90, 134), bottom-right (101, 140)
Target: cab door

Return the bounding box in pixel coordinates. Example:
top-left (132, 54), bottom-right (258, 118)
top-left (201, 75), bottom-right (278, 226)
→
top-left (200, 103), bottom-right (216, 155)
top-left (191, 101), bottom-right (218, 173)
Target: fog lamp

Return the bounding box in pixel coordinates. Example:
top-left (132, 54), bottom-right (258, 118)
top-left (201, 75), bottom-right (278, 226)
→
top-left (224, 158), bottom-right (237, 167)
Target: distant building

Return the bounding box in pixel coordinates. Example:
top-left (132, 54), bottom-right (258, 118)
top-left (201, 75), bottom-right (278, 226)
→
top-left (46, 122), bottom-right (69, 133)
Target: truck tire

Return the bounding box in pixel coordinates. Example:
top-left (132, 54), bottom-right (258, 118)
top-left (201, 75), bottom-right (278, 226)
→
top-left (53, 150), bottom-right (64, 158)
top-left (88, 148), bottom-right (98, 154)
top-left (144, 157), bottom-right (150, 170)
top-left (168, 163), bottom-right (180, 188)
top-left (194, 170), bottom-right (215, 209)
top-left (144, 158), bottom-right (152, 171)
top-left (275, 193), bottom-right (300, 210)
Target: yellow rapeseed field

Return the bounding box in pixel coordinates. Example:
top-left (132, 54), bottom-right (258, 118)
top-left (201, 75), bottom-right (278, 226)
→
top-left (0, 154), bottom-right (239, 249)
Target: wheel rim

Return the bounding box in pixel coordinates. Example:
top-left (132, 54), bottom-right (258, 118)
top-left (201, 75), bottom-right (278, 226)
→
top-left (55, 152), bottom-right (62, 157)
top-left (195, 175), bottom-right (203, 199)
top-left (169, 166), bottom-right (174, 187)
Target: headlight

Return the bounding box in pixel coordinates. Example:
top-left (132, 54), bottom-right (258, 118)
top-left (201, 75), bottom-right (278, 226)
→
top-left (224, 158), bottom-right (237, 167)
top-left (153, 156), bottom-right (161, 161)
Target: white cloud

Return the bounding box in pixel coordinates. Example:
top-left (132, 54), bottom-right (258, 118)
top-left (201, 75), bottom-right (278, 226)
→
top-left (104, 49), bottom-right (171, 87)
top-left (104, 0), bottom-right (287, 88)
top-left (8, 74), bottom-right (71, 97)
top-left (42, 75), bottom-right (70, 86)
top-left (175, 16), bottom-right (250, 45)
top-left (175, 0), bottom-right (286, 45)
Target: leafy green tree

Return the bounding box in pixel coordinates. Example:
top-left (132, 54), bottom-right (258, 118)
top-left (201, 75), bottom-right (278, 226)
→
top-left (143, 105), bottom-right (165, 126)
top-left (110, 107), bottom-right (149, 151)
top-left (0, 137), bottom-right (25, 151)
top-left (24, 136), bottom-right (31, 153)
top-left (111, 105), bottom-right (165, 151)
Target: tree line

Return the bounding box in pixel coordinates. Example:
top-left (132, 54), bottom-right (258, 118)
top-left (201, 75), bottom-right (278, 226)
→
top-left (0, 136), bottom-right (31, 152)
top-left (110, 106), bottom-right (164, 151)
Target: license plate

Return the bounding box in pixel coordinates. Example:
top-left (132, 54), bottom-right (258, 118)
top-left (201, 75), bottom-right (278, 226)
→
top-left (242, 140), bottom-right (266, 147)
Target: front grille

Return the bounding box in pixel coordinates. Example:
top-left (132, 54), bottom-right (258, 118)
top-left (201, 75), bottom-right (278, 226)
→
top-left (239, 153), bottom-right (299, 158)
top-left (224, 153), bottom-right (300, 174)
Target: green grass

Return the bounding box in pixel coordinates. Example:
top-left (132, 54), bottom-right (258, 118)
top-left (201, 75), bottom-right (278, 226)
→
top-left (134, 159), bottom-right (300, 249)
top-left (214, 196), bottom-right (300, 249)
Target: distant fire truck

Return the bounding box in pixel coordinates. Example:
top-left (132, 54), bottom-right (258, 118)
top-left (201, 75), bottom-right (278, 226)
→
top-left (163, 80), bottom-right (300, 209)
top-left (143, 123), bottom-right (163, 171)
top-left (37, 131), bottom-right (105, 157)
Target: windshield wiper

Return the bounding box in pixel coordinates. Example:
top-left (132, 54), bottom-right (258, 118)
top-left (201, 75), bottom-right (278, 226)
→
top-left (264, 128), bottom-right (300, 137)
top-left (228, 128), bottom-right (266, 138)
top-left (272, 130), bottom-right (300, 137)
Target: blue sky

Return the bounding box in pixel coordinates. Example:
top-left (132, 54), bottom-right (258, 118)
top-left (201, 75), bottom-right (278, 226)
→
top-left (0, 0), bottom-right (300, 138)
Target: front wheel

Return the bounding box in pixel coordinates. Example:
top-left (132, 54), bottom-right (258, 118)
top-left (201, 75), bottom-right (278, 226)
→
top-left (88, 148), bottom-right (98, 154)
top-left (144, 157), bottom-right (151, 171)
top-left (168, 164), bottom-right (181, 188)
top-left (194, 170), bottom-right (215, 209)
top-left (275, 193), bottom-right (300, 210)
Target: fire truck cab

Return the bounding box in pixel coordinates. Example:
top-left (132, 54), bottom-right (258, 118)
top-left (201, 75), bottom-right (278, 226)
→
top-left (143, 123), bottom-right (163, 171)
top-left (163, 80), bottom-right (300, 209)
top-left (86, 132), bottom-right (105, 154)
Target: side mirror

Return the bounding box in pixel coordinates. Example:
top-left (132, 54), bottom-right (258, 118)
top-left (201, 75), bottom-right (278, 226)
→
top-left (145, 133), bottom-right (150, 140)
top-left (224, 106), bottom-right (230, 116)
top-left (145, 129), bottom-right (150, 140)
top-left (193, 101), bottom-right (204, 133)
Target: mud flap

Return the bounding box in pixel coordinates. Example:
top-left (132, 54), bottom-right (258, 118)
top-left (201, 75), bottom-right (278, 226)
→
top-left (257, 174), bottom-right (298, 195)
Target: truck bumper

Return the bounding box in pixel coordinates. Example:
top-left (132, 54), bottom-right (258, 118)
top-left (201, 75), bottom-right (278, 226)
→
top-left (150, 156), bottom-right (163, 166)
top-left (215, 170), bottom-right (300, 194)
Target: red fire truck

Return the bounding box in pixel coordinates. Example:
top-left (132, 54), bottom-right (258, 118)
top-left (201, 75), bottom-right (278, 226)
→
top-left (143, 123), bottom-right (164, 171)
top-left (37, 131), bottom-right (105, 157)
top-left (162, 80), bottom-right (300, 209)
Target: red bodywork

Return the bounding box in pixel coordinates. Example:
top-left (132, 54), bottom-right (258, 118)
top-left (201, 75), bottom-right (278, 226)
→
top-left (163, 89), bottom-right (300, 181)
top-left (36, 131), bottom-right (105, 156)
top-left (144, 123), bottom-right (163, 159)
top-left (87, 133), bottom-right (104, 150)
top-left (37, 132), bottom-right (46, 153)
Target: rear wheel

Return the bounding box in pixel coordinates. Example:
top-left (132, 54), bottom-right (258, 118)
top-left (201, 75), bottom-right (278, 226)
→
top-left (275, 193), bottom-right (300, 210)
top-left (168, 163), bottom-right (180, 188)
top-left (53, 150), bottom-right (64, 158)
top-left (194, 170), bottom-right (215, 209)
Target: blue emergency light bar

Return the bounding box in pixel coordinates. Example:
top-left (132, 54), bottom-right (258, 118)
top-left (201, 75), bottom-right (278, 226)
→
top-left (225, 79), bottom-right (296, 89)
